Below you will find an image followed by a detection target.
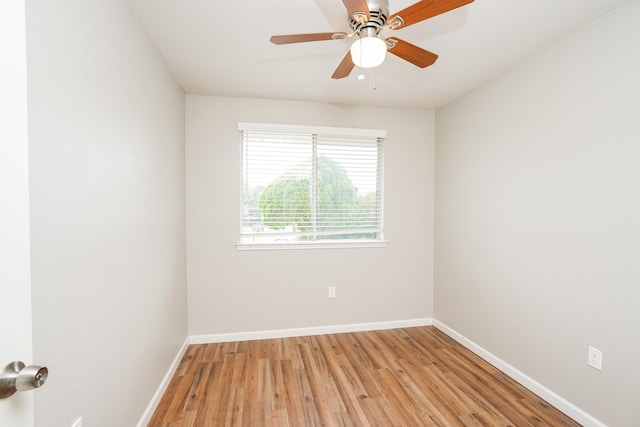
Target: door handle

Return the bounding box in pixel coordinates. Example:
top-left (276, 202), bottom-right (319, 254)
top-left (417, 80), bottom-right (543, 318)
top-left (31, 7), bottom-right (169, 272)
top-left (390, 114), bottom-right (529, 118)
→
top-left (0, 361), bottom-right (48, 399)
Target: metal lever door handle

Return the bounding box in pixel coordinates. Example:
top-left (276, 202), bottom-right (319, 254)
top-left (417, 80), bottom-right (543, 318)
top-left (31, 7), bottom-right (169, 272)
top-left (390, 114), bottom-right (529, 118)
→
top-left (0, 361), bottom-right (48, 399)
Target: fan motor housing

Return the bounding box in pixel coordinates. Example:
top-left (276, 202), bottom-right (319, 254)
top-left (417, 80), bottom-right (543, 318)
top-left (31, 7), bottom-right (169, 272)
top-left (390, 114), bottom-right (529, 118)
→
top-left (349, 0), bottom-right (389, 34)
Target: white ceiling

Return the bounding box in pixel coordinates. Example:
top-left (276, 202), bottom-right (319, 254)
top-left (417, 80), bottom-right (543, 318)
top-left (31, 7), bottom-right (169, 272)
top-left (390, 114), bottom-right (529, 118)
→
top-left (128, 0), bottom-right (629, 109)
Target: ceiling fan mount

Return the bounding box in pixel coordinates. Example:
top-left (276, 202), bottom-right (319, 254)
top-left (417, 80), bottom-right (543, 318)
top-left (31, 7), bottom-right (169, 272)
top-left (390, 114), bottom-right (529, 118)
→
top-left (270, 0), bottom-right (474, 80)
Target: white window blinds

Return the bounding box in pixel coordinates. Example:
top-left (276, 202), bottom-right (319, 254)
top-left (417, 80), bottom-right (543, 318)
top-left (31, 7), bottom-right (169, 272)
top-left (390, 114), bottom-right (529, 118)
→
top-left (239, 123), bottom-right (385, 245)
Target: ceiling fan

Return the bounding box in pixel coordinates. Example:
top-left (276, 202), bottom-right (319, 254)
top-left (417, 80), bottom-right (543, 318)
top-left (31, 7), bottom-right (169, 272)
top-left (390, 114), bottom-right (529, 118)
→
top-left (270, 0), bottom-right (475, 79)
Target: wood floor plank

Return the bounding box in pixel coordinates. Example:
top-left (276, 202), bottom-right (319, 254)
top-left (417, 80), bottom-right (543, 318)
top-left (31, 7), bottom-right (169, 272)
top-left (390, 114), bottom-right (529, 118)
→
top-left (223, 386), bottom-right (244, 427)
top-left (148, 327), bottom-right (582, 427)
top-left (331, 332), bottom-right (384, 400)
top-left (149, 374), bottom-right (182, 423)
top-left (358, 396), bottom-right (402, 427)
top-left (201, 343), bottom-right (219, 363)
top-left (322, 352), bottom-right (371, 426)
top-left (277, 360), bottom-right (305, 426)
top-left (291, 361), bottom-right (323, 426)
top-left (375, 367), bottom-right (426, 426)
top-left (298, 341), bottom-right (341, 425)
top-left (393, 358), bottom-right (467, 425)
top-left (199, 355), bottom-right (237, 425)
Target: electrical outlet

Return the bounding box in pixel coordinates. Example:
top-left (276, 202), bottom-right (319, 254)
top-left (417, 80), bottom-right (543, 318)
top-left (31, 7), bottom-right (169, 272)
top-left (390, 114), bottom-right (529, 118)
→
top-left (328, 286), bottom-right (336, 298)
top-left (588, 346), bottom-right (603, 371)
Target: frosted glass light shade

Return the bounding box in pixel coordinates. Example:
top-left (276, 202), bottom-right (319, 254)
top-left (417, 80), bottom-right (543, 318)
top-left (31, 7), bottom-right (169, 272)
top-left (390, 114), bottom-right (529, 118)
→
top-left (350, 37), bottom-right (387, 68)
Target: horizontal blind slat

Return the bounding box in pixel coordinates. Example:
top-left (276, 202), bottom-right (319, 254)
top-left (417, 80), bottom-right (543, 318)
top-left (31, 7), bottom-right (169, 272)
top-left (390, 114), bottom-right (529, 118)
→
top-left (241, 128), bottom-right (383, 243)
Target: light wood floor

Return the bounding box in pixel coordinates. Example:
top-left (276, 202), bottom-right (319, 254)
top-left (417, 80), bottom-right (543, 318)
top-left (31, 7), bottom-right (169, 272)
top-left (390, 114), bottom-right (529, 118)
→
top-left (148, 326), bottom-right (581, 426)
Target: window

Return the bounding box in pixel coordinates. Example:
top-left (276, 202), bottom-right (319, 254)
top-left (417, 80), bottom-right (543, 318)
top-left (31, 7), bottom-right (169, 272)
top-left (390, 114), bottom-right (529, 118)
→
top-left (238, 122), bottom-right (386, 249)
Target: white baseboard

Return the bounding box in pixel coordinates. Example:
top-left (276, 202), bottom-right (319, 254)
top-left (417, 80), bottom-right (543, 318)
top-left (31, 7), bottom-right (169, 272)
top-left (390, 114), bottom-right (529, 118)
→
top-left (432, 319), bottom-right (606, 427)
top-left (136, 337), bottom-right (189, 427)
top-left (189, 317), bottom-right (433, 344)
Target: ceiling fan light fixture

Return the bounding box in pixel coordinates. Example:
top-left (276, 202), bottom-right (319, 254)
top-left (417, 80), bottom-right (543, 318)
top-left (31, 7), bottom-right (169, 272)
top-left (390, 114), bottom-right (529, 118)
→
top-left (350, 36), bottom-right (387, 69)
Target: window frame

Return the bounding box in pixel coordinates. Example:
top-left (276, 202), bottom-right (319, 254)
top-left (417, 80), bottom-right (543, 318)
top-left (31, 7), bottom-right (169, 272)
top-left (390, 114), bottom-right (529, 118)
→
top-left (236, 122), bottom-right (388, 251)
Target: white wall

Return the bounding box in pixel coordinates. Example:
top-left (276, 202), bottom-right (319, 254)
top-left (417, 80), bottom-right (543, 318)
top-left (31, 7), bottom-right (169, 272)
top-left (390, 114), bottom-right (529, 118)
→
top-left (186, 96), bottom-right (434, 336)
top-left (25, 1), bottom-right (187, 426)
top-left (434, 1), bottom-right (640, 425)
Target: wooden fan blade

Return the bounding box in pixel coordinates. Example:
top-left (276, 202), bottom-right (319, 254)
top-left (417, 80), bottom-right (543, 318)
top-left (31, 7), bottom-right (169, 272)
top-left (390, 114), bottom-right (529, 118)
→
top-left (386, 37), bottom-right (438, 68)
top-left (389, 0), bottom-right (474, 29)
top-left (332, 51), bottom-right (355, 79)
top-left (341, 0), bottom-right (370, 22)
top-left (270, 32), bottom-right (347, 44)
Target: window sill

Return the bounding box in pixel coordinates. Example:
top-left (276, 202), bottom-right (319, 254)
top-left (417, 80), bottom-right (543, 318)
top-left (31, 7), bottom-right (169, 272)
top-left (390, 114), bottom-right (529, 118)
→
top-left (236, 241), bottom-right (388, 251)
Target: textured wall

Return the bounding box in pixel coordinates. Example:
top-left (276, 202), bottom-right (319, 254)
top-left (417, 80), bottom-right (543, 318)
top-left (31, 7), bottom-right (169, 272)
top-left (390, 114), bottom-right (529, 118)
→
top-left (26, 1), bottom-right (187, 425)
top-left (186, 95), bottom-right (435, 336)
top-left (435, 1), bottom-right (640, 425)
